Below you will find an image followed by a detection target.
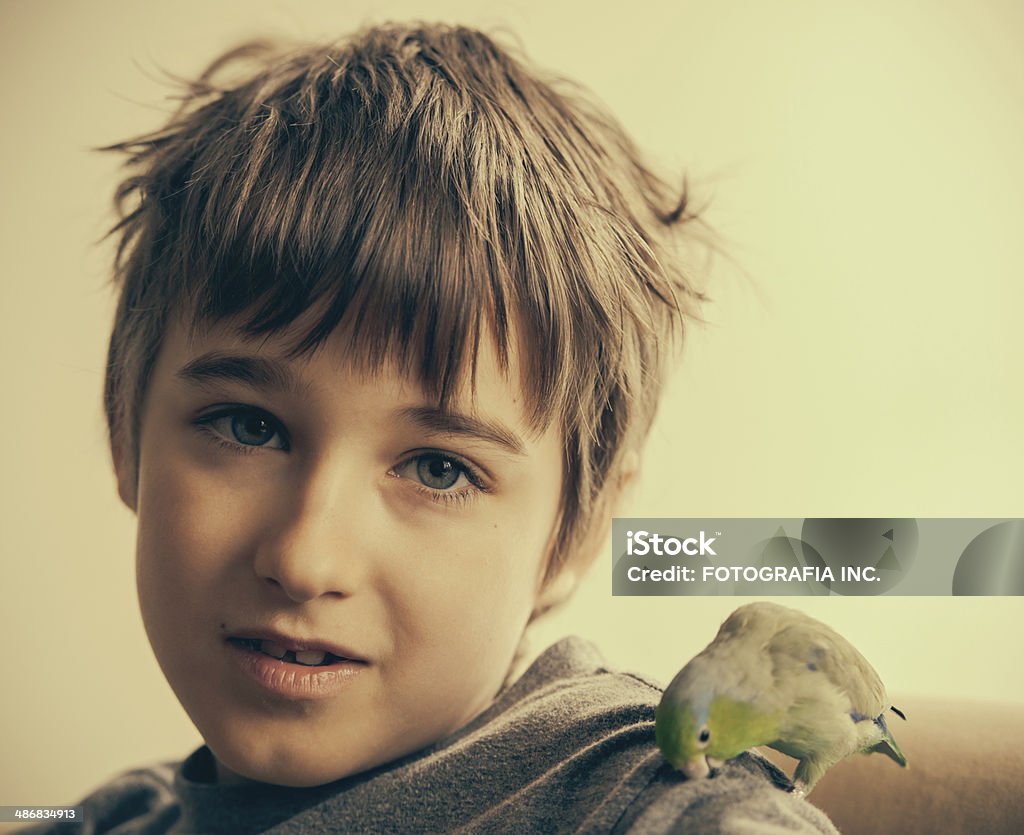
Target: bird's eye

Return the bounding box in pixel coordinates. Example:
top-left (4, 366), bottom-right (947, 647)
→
top-left (699, 728), bottom-right (711, 744)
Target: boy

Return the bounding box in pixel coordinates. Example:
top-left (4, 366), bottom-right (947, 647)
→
top-left (40, 22), bottom-right (836, 833)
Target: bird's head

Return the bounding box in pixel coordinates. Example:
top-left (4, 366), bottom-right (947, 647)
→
top-left (655, 675), bottom-right (720, 779)
top-left (656, 655), bottom-right (778, 778)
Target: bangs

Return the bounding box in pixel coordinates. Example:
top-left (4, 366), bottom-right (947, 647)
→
top-left (112, 29), bottom-right (684, 435)
top-left (181, 129), bottom-right (522, 427)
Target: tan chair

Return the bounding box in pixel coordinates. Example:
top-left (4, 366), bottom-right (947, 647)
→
top-left (760, 697), bottom-right (1024, 834)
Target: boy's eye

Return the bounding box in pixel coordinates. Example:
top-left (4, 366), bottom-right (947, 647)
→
top-left (417, 455), bottom-right (461, 489)
top-left (197, 407), bottom-right (288, 450)
top-left (392, 452), bottom-right (484, 495)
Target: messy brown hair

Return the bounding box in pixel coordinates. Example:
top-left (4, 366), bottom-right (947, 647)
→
top-left (103, 22), bottom-right (704, 588)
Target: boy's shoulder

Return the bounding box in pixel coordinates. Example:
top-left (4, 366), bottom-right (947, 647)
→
top-left (434, 635), bottom-right (836, 833)
top-left (25, 761), bottom-right (179, 834)
top-left (38, 637), bottom-right (836, 834)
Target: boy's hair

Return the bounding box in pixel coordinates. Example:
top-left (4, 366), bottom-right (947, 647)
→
top-left (103, 22), bottom-right (703, 591)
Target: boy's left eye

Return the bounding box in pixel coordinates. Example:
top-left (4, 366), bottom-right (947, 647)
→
top-left (392, 452), bottom-right (483, 494)
top-left (415, 455), bottom-right (462, 489)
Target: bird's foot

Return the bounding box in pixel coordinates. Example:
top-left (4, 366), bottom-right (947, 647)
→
top-left (790, 779), bottom-right (808, 799)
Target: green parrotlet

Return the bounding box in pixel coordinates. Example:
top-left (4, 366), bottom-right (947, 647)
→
top-left (655, 602), bottom-right (907, 794)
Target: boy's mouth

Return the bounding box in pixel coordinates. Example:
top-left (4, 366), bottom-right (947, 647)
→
top-left (228, 637), bottom-right (356, 667)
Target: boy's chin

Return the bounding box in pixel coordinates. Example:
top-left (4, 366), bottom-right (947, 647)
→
top-left (204, 730), bottom-right (384, 788)
top-left (210, 744), bottom-right (363, 788)
top-left (200, 714), bottom-right (437, 788)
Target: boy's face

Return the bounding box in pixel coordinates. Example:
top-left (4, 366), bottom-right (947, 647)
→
top-left (125, 315), bottom-right (564, 787)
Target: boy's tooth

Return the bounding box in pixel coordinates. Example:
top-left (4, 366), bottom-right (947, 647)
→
top-left (294, 650), bottom-right (327, 666)
top-left (260, 640), bottom-right (288, 659)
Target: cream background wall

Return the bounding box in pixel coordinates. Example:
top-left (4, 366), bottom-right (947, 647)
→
top-left (2, 0), bottom-right (1022, 809)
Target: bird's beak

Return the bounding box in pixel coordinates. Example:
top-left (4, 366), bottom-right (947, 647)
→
top-left (682, 756), bottom-right (710, 780)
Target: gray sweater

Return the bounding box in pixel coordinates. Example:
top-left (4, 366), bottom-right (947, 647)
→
top-left (36, 637), bottom-right (838, 833)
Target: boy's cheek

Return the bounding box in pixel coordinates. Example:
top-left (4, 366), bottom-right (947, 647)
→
top-left (134, 458), bottom-right (249, 632)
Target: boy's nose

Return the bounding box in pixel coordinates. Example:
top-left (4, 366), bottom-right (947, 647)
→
top-left (252, 466), bottom-right (364, 603)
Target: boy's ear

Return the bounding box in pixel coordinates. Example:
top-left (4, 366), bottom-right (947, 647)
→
top-left (535, 449), bottom-right (640, 612)
top-left (112, 439), bottom-right (139, 512)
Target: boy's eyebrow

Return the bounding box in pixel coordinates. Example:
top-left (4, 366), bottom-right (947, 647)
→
top-left (398, 406), bottom-right (526, 456)
top-left (176, 352), bottom-right (312, 398)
